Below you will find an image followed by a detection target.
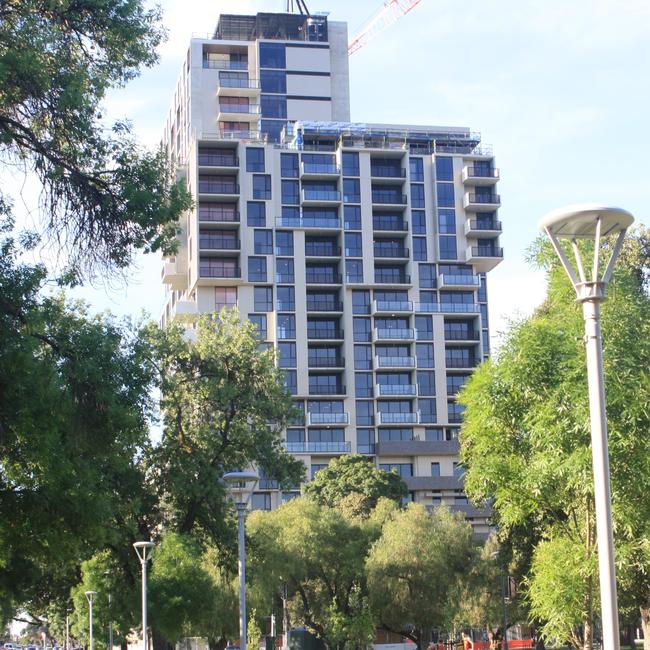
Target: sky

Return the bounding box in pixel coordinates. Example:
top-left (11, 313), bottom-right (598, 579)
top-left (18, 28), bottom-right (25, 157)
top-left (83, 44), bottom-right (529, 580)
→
top-left (65, 0), bottom-right (650, 349)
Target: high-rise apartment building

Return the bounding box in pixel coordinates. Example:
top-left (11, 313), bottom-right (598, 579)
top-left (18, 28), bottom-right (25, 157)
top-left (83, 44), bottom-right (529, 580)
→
top-left (161, 12), bottom-right (503, 536)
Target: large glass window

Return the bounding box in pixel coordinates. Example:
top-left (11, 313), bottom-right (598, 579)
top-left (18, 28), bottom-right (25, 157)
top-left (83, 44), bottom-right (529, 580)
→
top-left (345, 233), bottom-right (362, 257)
top-left (259, 42), bottom-right (286, 68)
top-left (261, 119), bottom-right (286, 142)
top-left (413, 237), bottom-right (427, 261)
top-left (278, 342), bottom-right (297, 368)
top-left (281, 180), bottom-right (300, 205)
top-left (410, 184), bottom-right (425, 208)
top-left (261, 94), bottom-right (287, 118)
top-left (249, 314), bottom-right (267, 339)
top-left (276, 258), bottom-right (295, 283)
top-left (247, 201), bottom-right (265, 226)
top-left (283, 370), bottom-right (297, 395)
top-left (438, 209), bottom-right (456, 234)
top-left (409, 157), bottom-right (424, 181)
top-left (277, 314), bottom-right (296, 339)
top-left (431, 462), bottom-right (440, 477)
top-left (260, 69), bottom-right (286, 93)
top-left (275, 231), bottom-right (294, 256)
top-left (352, 290), bottom-right (370, 314)
top-left (253, 174), bottom-right (272, 200)
top-left (415, 315), bottom-right (433, 340)
top-left (346, 260), bottom-right (363, 283)
top-left (417, 371), bottom-right (436, 396)
top-left (215, 287), bottom-right (237, 311)
top-left (353, 317), bottom-right (371, 342)
top-left (412, 209), bottom-right (426, 234)
top-left (246, 147), bottom-right (265, 172)
top-left (357, 429), bottom-right (375, 454)
top-left (342, 152), bottom-right (359, 176)
top-left (254, 286), bottom-right (273, 311)
top-left (355, 400), bottom-right (374, 426)
top-left (436, 183), bottom-right (455, 207)
top-left (439, 235), bottom-right (458, 260)
top-left (248, 256), bottom-right (267, 282)
top-left (435, 156), bottom-right (453, 181)
top-left (418, 264), bottom-right (436, 288)
top-left (277, 286), bottom-right (295, 311)
top-left (419, 398), bottom-right (437, 423)
top-left (343, 178), bottom-right (361, 203)
top-left (254, 229), bottom-right (273, 254)
top-left (281, 153), bottom-right (299, 178)
top-left (378, 428), bottom-right (413, 441)
top-left (416, 343), bottom-right (434, 368)
top-left (355, 373), bottom-right (373, 398)
top-left (379, 463), bottom-right (413, 478)
top-left (344, 206), bottom-right (362, 230)
top-left (354, 345), bottom-right (372, 370)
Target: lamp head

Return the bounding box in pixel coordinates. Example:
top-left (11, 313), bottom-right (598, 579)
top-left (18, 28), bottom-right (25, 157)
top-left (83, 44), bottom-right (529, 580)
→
top-left (133, 540), bottom-right (155, 563)
top-left (222, 470), bottom-right (258, 507)
top-left (84, 591), bottom-right (97, 604)
top-left (539, 203), bottom-right (633, 239)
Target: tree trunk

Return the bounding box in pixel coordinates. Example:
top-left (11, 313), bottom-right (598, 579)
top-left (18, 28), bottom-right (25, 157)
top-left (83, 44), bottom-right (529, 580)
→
top-left (208, 637), bottom-right (228, 650)
top-left (640, 604), bottom-right (650, 650)
top-left (152, 628), bottom-right (172, 650)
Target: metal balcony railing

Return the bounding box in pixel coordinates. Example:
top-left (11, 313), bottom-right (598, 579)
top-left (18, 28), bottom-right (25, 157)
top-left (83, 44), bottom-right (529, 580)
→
top-left (372, 217), bottom-right (408, 231)
top-left (285, 441), bottom-right (351, 454)
top-left (198, 153), bottom-right (239, 166)
top-left (375, 356), bottom-right (416, 368)
top-left (470, 246), bottom-right (504, 257)
top-left (371, 166), bottom-right (406, 178)
top-left (308, 412), bottom-right (349, 425)
top-left (199, 237), bottom-right (240, 250)
top-left (198, 181), bottom-right (239, 194)
top-left (199, 266), bottom-right (241, 278)
top-left (198, 207), bottom-right (239, 222)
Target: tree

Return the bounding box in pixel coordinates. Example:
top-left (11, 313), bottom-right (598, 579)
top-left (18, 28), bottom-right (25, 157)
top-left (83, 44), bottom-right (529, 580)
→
top-left (0, 0), bottom-right (192, 278)
top-left (248, 498), bottom-right (376, 650)
top-left (366, 504), bottom-right (475, 649)
top-left (202, 546), bottom-right (239, 650)
top-left (303, 455), bottom-right (407, 516)
top-left (146, 309), bottom-right (304, 543)
top-left (459, 229), bottom-right (650, 650)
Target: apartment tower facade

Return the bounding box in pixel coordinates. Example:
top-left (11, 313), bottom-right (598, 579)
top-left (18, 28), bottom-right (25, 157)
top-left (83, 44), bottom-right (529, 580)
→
top-left (161, 12), bottom-right (503, 536)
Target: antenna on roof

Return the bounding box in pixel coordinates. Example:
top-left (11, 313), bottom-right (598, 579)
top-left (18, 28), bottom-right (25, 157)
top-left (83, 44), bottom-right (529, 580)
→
top-left (286, 0), bottom-right (311, 15)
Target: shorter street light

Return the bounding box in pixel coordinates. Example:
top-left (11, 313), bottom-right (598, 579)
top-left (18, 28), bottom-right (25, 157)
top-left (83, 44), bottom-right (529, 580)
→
top-left (65, 607), bottom-right (72, 650)
top-left (223, 471), bottom-right (259, 650)
top-left (84, 591), bottom-right (97, 650)
top-left (133, 541), bottom-right (156, 650)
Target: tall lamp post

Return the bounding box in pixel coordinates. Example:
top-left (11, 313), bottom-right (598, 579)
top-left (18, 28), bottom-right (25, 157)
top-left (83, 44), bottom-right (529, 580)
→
top-left (223, 471), bottom-right (259, 650)
top-left (490, 551), bottom-right (509, 650)
top-left (133, 541), bottom-right (156, 650)
top-left (66, 607), bottom-right (72, 650)
top-left (84, 591), bottom-right (97, 650)
top-left (108, 593), bottom-right (113, 650)
top-left (539, 204), bottom-right (634, 650)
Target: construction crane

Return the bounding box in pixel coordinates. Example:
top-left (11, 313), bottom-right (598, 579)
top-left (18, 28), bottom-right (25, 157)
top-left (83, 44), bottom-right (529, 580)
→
top-left (286, 0), bottom-right (310, 15)
top-left (348, 0), bottom-right (422, 55)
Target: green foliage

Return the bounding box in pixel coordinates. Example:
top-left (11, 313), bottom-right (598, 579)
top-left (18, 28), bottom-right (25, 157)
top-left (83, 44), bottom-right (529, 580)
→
top-left (248, 609), bottom-right (263, 649)
top-left (366, 504), bottom-right (475, 647)
top-left (146, 309), bottom-right (305, 541)
top-left (303, 455), bottom-right (407, 516)
top-left (0, 0), bottom-right (192, 278)
top-left (202, 546), bottom-right (239, 646)
top-left (460, 228), bottom-right (650, 647)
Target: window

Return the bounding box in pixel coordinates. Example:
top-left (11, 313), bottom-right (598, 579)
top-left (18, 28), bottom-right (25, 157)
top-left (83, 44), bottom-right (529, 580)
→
top-left (342, 152), bottom-right (360, 176)
top-left (307, 318), bottom-right (340, 339)
top-left (439, 235), bottom-right (458, 260)
top-left (215, 287), bottom-right (237, 311)
top-left (440, 291), bottom-right (474, 305)
top-left (435, 156), bottom-right (453, 181)
top-left (415, 315), bottom-right (433, 340)
top-left (284, 370), bottom-right (297, 395)
top-left (412, 210), bottom-right (426, 234)
top-left (251, 493), bottom-right (271, 510)
top-left (346, 260), bottom-right (363, 283)
top-left (478, 275), bottom-right (488, 302)
top-left (276, 258), bottom-right (295, 283)
top-left (274, 231), bottom-right (294, 256)
top-left (436, 183), bottom-right (455, 207)
top-left (254, 229), bottom-right (273, 254)
top-left (453, 461), bottom-right (466, 478)
top-left (344, 205), bottom-right (361, 230)
top-left (248, 256), bottom-right (266, 282)
top-left (308, 374), bottom-right (343, 395)
top-left (354, 345), bottom-right (372, 370)
top-left (378, 428), bottom-right (413, 441)
top-left (254, 286), bottom-right (273, 311)
top-left (447, 374), bottom-right (469, 397)
top-left (431, 462), bottom-right (440, 477)
top-left (419, 398), bottom-right (437, 423)
top-left (418, 264), bottom-right (436, 289)
top-left (253, 174), bottom-right (272, 200)
top-left (281, 180), bottom-right (299, 205)
top-left (246, 148), bottom-right (265, 172)
top-left (410, 184), bottom-right (425, 208)
top-left (409, 157), bottom-right (424, 181)
top-left (355, 373), bottom-right (373, 398)
top-left (343, 178), bottom-right (361, 203)
top-left (308, 400), bottom-right (344, 415)
top-left (261, 120), bottom-right (286, 142)
top-left (260, 69), bottom-right (286, 93)
top-left (352, 290), bottom-right (371, 314)
top-left (308, 345), bottom-right (340, 367)
top-left (438, 209), bottom-right (456, 234)
top-left (353, 317), bottom-right (371, 342)
top-left (277, 286), bottom-right (295, 311)
top-left (278, 314), bottom-right (296, 339)
top-left (416, 343), bottom-right (434, 368)
top-left (259, 42), bottom-right (286, 68)
top-left (281, 153), bottom-right (299, 178)
top-left (379, 463), bottom-right (413, 478)
top-left (247, 201), bottom-right (266, 226)
top-left (355, 400), bottom-right (374, 426)
top-left (249, 314), bottom-right (267, 339)
top-left (261, 94), bottom-right (287, 118)
top-left (417, 371), bottom-right (436, 396)
top-left (448, 403), bottom-right (465, 424)
top-left (345, 233), bottom-right (362, 257)
top-left (413, 237), bottom-right (427, 261)
top-left (278, 342), bottom-right (297, 368)
top-left (356, 429), bottom-right (375, 454)
top-left (311, 464), bottom-right (327, 480)
top-left (426, 427), bottom-right (445, 441)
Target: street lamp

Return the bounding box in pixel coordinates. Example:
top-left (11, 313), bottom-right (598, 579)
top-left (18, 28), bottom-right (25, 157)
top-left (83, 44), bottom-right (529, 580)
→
top-left (223, 470), bottom-right (259, 650)
top-left (84, 591), bottom-right (97, 650)
top-left (133, 541), bottom-right (156, 650)
top-left (539, 204), bottom-right (634, 650)
top-left (107, 593), bottom-right (113, 650)
top-left (490, 551), bottom-right (509, 650)
top-left (65, 607), bottom-right (72, 650)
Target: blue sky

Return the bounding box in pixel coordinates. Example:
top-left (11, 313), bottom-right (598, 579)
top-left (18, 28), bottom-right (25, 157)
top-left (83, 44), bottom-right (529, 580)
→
top-left (68, 0), bottom-right (650, 347)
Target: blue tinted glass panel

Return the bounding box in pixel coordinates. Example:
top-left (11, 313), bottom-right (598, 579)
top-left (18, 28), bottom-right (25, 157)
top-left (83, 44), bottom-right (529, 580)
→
top-left (436, 183), bottom-right (455, 207)
top-left (261, 95), bottom-right (287, 118)
top-left (260, 69), bottom-right (286, 93)
top-left (259, 42), bottom-right (286, 68)
top-left (435, 157), bottom-right (453, 181)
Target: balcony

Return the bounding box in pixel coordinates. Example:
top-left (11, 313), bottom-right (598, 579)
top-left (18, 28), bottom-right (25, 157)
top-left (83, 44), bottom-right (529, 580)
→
top-left (307, 329), bottom-right (344, 340)
top-left (276, 216), bottom-right (341, 230)
top-left (198, 180), bottom-right (240, 197)
top-left (258, 478), bottom-right (280, 490)
top-left (285, 441), bottom-right (351, 454)
top-left (307, 412), bottom-right (349, 425)
top-left (461, 166), bottom-right (500, 185)
top-left (464, 218), bottom-right (503, 237)
top-left (373, 328), bottom-right (416, 341)
top-left (217, 103), bottom-right (261, 123)
top-left (199, 265), bottom-right (241, 279)
top-left (198, 206), bottom-right (239, 223)
top-left (308, 384), bottom-right (346, 396)
top-left (199, 236), bottom-right (240, 251)
top-left (375, 356), bottom-right (416, 369)
top-left (446, 356), bottom-right (478, 369)
top-left (376, 439), bottom-right (460, 457)
top-left (197, 152), bottom-right (239, 168)
top-left (372, 217), bottom-right (408, 232)
top-left (377, 412), bottom-right (419, 425)
top-left (404, 475), bottom-right (463, 491)
top-left (370, 166), bottom-right (407, 180)
top-left (169, 300), bottom-right (198, 322)
top-left (463, 193), bottom-right (501, 211)
top-left (444, 330), bottom-right (480, 342)
top-left (306, 300), bottom-right (344, 313)
top-left (374, 245), bottom-right (409, 259)
top-left (161, 261), bottom-right (187, 291)
top-left (465, 246), bottom-right (504, 272)
top-left (305, 272), bottom-right (342, 285)
top-left (302, 189), bottom-right (341, 204)
top-left (308, 357), bottom-right (344, 368)
top-left (375, 384), bottom-right (417, 398)
top-left (305, 243), bottom-right (341, 257)
top-left (301, 162), bottom-right (340, 178)
top-left (372, 300), bottom-right (413, 314)
top-left (437, 274), bottom-right (480, 289)
top-left (203, 59), bottom-right (248, 71)
top-left (371, 191), bottom-right (408, 206)
top-left (374, 272), bottom-right (411, 285)
top-left (217, 77), bottom-right (260, 96)
top-left (415, 303), bottom-right (482, 314)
